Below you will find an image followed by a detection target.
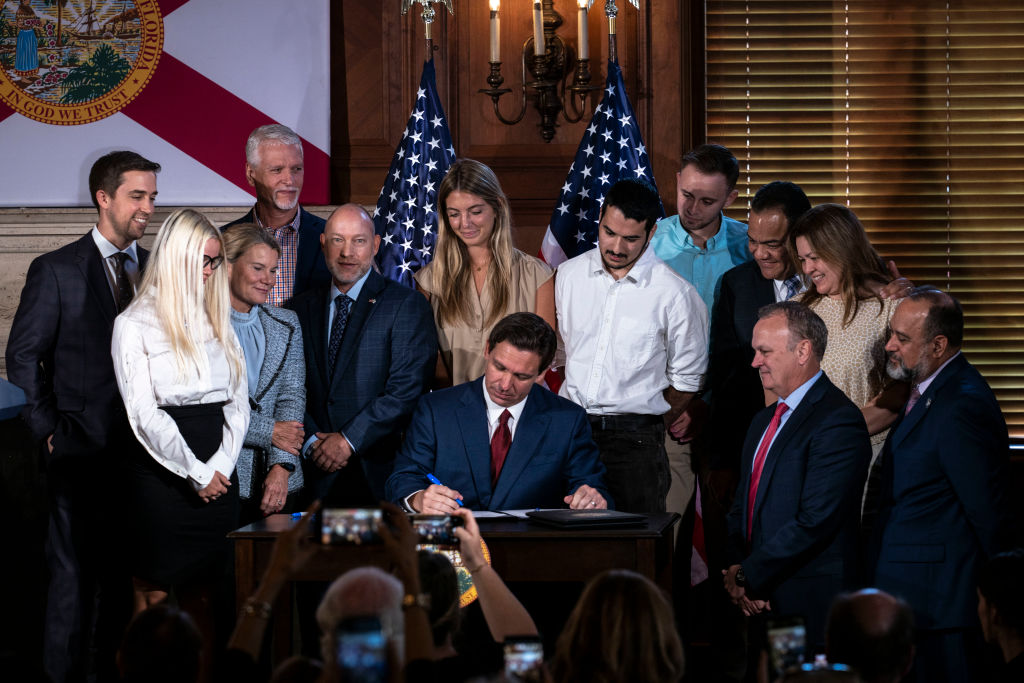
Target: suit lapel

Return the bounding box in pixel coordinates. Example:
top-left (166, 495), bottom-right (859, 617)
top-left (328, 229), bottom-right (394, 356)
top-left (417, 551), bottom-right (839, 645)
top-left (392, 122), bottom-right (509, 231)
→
top-left (76, 234), bottom-right (117, 325)
top-left (491, 387), bottom-right (549, 509)
top-left (890, 354), bottom-right (965, 446)
top-left (302, 286), bottom-right (330, 387)
top-left (453, 380), bottom-right (493, 508)
top-left (294, 209), bottom-right (317, 293)
top-left (754, 268), bottom-right (776, 306)
top-left (331, 271), bottom-right (386, 384)
top-left (752, 374), bottom-right (828, 523)
top-left (254, 307), bottom-right (292, 399)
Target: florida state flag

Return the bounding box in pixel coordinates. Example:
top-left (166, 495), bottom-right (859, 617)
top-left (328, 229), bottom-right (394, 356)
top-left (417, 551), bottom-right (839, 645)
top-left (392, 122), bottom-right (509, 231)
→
top-left (0, 0), bottom-right (329, 207)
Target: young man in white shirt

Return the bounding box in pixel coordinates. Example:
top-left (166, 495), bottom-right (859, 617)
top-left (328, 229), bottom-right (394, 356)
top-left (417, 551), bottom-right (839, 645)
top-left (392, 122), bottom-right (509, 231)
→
top-left (555, 179), bottom-right (708, 513)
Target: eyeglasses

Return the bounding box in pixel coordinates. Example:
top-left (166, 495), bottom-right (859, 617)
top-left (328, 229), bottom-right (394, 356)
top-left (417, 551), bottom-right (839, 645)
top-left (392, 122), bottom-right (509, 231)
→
top-left (203, 255), bottom-right (224, 270)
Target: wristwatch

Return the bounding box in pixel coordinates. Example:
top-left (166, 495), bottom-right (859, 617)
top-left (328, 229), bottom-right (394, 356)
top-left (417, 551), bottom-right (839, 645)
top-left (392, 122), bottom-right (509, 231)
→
top-left (273, 462), bottom-right (296, 473)
top-left (735, 566), bottom-right (747, 588)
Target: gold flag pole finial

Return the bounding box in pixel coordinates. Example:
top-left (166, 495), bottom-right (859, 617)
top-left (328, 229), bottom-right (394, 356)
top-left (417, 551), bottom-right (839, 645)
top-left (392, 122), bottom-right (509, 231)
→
top-left (600, 0), bottom-right (638, 65)
top-left (401, 0), bottom-right (454, 54)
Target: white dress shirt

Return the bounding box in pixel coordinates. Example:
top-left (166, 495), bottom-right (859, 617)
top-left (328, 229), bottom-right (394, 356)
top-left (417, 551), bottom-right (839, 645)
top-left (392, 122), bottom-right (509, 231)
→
top-left (482, 381), bottom-right (528, 441)
top-left (112, 295), bottom-right (250, 490)
top-left (556, 246), bottom-right (709, 416)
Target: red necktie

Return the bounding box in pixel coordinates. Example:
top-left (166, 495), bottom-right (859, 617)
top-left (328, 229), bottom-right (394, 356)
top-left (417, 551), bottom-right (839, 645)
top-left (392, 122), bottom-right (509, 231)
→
top-left (747, 402), bottom-right (790, 540)
top-left (490, 409), bottom-right (512, 487)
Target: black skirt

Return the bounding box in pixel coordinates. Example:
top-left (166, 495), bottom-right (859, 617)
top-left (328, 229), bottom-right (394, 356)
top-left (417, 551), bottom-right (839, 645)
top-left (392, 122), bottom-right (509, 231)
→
top-left (126, 402), bottom-right (239, 586)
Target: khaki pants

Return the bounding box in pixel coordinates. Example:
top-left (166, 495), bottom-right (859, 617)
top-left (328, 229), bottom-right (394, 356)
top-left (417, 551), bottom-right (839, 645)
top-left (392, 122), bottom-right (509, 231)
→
top-left (665, 433), bottom-right (695, 543)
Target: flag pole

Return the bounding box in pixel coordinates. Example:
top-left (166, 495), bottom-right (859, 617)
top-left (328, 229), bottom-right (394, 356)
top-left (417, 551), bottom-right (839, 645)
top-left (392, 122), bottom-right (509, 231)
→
top-left (606, 1), bottom-right (619, 65)
top-left (602, 0), bottom-right (639, 66)
top-left (401, 0), bottom-right (454, 61)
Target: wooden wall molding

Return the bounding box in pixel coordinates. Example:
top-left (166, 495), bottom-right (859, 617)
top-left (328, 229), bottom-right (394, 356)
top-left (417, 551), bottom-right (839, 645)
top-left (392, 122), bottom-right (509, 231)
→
top-left (0, 206), bottom-right (337, 379)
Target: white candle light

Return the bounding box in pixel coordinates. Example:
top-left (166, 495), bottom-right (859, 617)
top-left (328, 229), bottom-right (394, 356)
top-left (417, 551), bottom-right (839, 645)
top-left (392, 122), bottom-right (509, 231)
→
top-left (533, 1), bottom-right (545, 56)
top-left (577, 0), bottom-right (588, 60)
top-left (489, 0), bottom-right (500, 62)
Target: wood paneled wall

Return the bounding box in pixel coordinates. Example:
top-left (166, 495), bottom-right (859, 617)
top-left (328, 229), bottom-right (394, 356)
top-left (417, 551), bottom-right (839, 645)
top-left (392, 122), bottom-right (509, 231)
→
top-left (331, 0), bottom-right (698, 255)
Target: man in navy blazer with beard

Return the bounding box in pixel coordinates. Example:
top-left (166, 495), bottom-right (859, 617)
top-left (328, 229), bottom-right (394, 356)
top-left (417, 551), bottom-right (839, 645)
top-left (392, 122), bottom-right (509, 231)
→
top-left (870, 288), bottom-right (1010, 683)
top-left (386, 313), bottom-right (611, 513)
top-left (724, 302), bottom-right (871, 650)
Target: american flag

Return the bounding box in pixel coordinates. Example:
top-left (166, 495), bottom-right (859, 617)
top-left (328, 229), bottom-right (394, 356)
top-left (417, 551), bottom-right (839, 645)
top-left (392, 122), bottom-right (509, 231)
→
top-left (540, 60), bottom-right (663, 266)
top-left (373, 58), bottom-right (456, 288)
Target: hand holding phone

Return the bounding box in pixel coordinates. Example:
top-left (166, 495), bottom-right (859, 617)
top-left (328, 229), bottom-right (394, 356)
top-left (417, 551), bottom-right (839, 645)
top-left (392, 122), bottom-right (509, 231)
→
top-left (504, 635), bottom-right (544, 682)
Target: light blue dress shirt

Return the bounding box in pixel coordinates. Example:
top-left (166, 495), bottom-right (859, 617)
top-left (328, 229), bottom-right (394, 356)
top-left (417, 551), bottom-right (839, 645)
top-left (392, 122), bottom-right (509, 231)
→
top-left (230, 306), bottom-right (266, 394)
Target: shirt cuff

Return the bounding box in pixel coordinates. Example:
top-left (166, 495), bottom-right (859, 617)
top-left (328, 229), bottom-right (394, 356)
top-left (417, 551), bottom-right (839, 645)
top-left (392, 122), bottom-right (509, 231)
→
top-left (188, 459), bottom-right (215, 491)
top-left (669, 374), bottom-right (704, 394)
top-left (205, 451), bottom-right (235, 481)
top-left (302, 432), bottom-right (356, 457)
top-left (403, 490), bottom-right (423, 513)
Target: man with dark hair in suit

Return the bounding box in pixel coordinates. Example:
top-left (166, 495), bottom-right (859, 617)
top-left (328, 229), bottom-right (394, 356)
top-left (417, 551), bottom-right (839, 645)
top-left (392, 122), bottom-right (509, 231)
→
top-left (223, 123), bottom-right (331, 305)
top-left (871, 288), bottom-right (1010, 683)
top-left (704, 181), bottom-right (812, 512)
top-left (6, 150), bottom-right (160, 682)
top-left (699, 182), bottom-right (812, 677)
top-left (386, 312), bottom-right (610, 513)
top-left (826, 589), bottom-right (915, 683)
top-left (724, 302), bottom-right (871, 649)
top-left (287, 203), bottom-right (436, 505)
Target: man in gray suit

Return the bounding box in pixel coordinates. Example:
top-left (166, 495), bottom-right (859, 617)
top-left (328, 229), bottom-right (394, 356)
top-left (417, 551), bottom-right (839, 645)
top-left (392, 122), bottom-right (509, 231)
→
top-left (287, 204), bottom-right (436, 504)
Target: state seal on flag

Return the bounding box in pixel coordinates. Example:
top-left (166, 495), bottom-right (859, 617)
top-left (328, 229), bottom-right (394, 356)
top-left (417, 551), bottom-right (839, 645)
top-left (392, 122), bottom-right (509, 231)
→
top-left (0, 0), bottom-right (162, 126)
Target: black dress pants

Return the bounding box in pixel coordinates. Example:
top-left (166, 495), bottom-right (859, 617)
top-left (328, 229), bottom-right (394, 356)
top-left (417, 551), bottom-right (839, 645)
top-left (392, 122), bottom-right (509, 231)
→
top-left (43, 453), bottom-right (131, 683)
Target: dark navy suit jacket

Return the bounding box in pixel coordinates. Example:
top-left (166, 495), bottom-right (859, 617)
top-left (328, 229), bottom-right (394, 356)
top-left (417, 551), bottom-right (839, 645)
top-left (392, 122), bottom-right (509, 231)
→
top-left (386, 379), bottom-right (611, 511)
top-left (6, 232), bottom-right (147, 457)
top-left (223, 207), bottom-right (330, 302)
top-left (727, 372), bottom-right (871, 647)
top-left (708, 260), bottom-right (777, 471)
top-left (288, 270), bottom-right (436, 503)
top-left (870, 353), bottom-right (1009, 631)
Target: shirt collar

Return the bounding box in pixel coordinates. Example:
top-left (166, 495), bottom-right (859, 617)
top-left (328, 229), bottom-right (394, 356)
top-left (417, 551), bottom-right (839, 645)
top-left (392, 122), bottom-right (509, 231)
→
top-left (586, 242), bottom-right (658, 286)
top-left (773, 273), bottom-right (806, 301)
top-left (914, 351), bottom-right (961, 397)
top-left (778, 369), bottom-right (823, 412)
top-left (679, 215), bottom-right (726, 249)
top-left (252, 204), bottom-right (301, 232)
top-left (91, 225), bottom-right (138, 261)
top-left (330, 267), bottom-right (372, 304)
top-left (481, 379), bottom-right (529, 425)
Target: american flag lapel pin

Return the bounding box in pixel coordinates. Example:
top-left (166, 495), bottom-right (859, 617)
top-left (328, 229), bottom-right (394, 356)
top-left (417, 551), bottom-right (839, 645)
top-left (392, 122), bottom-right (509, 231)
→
top-left (369, 299), bottom-right (376, 304)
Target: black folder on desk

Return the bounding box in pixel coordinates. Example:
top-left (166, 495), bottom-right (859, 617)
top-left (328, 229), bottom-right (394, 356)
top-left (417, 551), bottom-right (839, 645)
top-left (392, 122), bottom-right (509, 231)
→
top-left (525, 509), bottom-right (647, 529)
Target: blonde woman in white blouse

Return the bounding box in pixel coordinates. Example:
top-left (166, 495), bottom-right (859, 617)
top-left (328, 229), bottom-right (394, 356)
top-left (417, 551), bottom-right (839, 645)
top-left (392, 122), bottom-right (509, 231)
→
top-left (111, 208), bottom-right (248, 650)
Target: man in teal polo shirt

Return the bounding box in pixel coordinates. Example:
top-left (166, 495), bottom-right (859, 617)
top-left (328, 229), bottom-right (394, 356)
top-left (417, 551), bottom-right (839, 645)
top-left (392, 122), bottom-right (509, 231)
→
top-left (649, 143), bottom-right (750, 536)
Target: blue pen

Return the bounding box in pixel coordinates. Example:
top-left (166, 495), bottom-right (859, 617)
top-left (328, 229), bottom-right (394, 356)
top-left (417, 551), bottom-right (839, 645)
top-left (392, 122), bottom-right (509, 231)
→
top-left (426, 473), bottom-right (464, 507)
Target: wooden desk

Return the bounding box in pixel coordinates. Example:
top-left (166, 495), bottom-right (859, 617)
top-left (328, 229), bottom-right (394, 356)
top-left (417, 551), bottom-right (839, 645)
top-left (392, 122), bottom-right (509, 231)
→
top-left (229, 512), bottom-right (678, 661)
